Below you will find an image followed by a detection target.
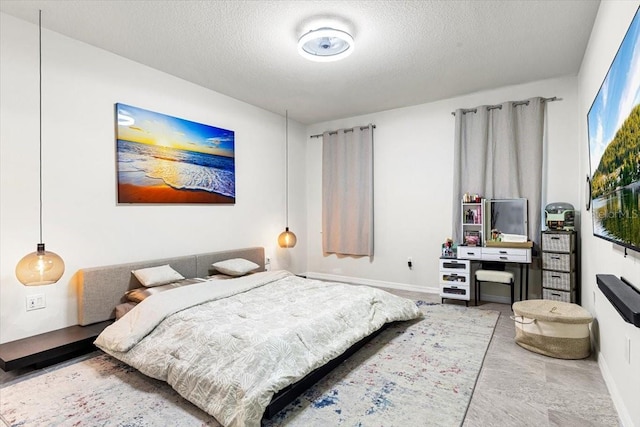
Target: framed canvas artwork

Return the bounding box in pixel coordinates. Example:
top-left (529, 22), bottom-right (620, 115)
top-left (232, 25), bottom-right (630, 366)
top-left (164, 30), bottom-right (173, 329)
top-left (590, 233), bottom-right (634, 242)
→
top-left (115, 103), bottom-right (235, 204)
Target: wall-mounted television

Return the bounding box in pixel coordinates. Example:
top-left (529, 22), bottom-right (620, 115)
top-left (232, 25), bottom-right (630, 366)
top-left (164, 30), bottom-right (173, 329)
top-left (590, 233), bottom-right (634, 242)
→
top-left (483, 198), bottom-right (528, 239)
top-left (587, 7), bottom-right (640, 253)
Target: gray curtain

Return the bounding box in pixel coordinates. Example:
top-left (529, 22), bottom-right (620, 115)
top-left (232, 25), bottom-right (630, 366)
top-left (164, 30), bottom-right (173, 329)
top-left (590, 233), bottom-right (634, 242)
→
top-left (452, 97), bottom-right (545, 246)
top-left (322, 126), bottom-right (374, 256)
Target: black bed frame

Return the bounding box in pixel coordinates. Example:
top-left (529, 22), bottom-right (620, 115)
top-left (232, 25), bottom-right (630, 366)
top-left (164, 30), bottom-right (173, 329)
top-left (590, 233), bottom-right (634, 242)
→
top-left (262, 323), bottom-right (390, 421)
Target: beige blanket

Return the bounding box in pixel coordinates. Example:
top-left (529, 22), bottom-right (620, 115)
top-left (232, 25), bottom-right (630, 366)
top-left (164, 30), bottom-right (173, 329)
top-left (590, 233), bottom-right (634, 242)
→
top-left (95, 271), bottom-right (421, 427)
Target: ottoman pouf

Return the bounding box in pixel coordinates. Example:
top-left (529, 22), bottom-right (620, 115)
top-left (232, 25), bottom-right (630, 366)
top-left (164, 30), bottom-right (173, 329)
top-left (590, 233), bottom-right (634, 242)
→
top-left (512, 299), bottom-right (593, 359)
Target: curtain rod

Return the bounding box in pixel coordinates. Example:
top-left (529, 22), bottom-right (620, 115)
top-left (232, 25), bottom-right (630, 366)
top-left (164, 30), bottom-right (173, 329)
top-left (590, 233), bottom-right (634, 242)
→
top-left (309, 124), bottom-right (376, 139)
top-left (450, 96), bottom-right (561, 116)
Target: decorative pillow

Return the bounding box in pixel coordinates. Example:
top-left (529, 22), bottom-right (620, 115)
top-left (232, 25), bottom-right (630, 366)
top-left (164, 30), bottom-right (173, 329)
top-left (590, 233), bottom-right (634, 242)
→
top-left (125, 278), bottom-right (204, 303)
top-left (115, 302), bottom-right (137, 320)
top-left (132, 264), bottom-right (185, 287)
top-left (211, 258), bottom-right (259, 277)
top-left (125, 286), bottom-right (166, 303)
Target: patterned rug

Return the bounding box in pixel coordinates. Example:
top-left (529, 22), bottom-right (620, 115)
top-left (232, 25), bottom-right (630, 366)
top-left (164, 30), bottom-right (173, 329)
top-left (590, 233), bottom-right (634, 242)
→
top-left (0, 302), bottom-right (499, 427)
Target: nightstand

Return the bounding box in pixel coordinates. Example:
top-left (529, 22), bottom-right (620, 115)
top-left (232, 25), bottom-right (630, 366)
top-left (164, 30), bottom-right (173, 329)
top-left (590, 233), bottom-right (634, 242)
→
top-left (0, 321), bottom-right (112, 371)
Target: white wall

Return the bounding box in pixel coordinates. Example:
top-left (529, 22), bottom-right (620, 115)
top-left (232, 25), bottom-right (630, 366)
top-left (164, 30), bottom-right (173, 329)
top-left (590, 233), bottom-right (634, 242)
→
top-left (0, 13), bottom-right (307, 343)
top-left (3, 7), bottom-right (638, 423)
top-left (578, 2), bottom-right (640, 425)
top-left (305, 76), bottom-right (580, 300)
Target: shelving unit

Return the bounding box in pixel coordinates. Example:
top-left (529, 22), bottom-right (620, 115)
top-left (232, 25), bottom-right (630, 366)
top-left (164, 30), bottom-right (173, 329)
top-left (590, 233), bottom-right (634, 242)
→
top-left (541, 230), bottom-right (577, 303)
top-left (461, 201), bottom-right (483, 246)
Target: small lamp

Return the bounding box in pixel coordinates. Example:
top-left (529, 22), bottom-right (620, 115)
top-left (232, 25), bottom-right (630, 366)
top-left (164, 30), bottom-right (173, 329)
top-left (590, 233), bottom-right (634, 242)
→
top-left (278, 227), bottom-right (297, 249)
top-left (278, 110), bottom-right (297, 248)
top-left (16, 244), bottom-right (65, 286)
top-left (15, 10), bottom-right (65, 286)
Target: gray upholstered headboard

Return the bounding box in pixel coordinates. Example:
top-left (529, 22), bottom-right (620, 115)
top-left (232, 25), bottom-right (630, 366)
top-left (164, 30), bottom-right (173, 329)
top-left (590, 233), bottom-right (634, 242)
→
top-left (77, 247), bottom-right (265, 326)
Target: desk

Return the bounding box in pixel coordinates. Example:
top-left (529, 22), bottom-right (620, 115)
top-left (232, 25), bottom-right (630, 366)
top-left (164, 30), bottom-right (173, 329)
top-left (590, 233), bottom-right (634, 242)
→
top-left (457, 246), bottom-right (532, 301)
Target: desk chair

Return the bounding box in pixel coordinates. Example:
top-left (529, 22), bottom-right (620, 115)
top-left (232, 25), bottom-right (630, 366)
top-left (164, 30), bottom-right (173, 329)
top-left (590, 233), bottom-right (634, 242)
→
top-left (475, 263), bottom-right (516, 308)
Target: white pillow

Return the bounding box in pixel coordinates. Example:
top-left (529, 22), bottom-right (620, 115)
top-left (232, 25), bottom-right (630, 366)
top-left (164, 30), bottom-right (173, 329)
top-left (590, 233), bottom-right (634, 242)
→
top-left (132, 264), bottom-right (185, 287)
top-left (212, 258), bottom-right (259, 277)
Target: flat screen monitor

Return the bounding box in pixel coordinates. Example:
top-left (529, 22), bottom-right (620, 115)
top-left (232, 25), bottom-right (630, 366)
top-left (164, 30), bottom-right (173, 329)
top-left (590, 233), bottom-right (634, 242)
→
top-left (484, 198), bottom-right (528, 238)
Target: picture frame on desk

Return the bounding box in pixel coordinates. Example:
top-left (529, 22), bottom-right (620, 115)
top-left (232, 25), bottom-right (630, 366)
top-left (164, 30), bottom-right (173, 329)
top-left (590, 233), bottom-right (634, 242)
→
top-left (441, 242), bottom-right (458, 258)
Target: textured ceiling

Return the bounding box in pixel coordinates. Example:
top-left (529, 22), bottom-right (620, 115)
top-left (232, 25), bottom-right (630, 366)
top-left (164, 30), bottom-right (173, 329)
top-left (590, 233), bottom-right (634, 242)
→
top-left (0, 0), bottom-right (600, 124)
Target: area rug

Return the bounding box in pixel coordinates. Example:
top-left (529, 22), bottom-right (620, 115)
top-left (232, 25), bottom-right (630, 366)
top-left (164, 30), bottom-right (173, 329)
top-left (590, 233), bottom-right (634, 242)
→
top-left (0, 302), bottom-right (499, 427)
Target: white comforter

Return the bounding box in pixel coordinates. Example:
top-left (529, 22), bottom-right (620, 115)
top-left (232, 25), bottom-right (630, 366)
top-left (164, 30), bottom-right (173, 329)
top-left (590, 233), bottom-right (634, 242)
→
top-left (95, 270), bottom-right (421, 427)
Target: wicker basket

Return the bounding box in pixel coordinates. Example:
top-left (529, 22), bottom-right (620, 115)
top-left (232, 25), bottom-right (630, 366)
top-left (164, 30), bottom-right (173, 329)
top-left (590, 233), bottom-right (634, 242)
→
top-left (542, 233), bottom-right (575, 253)
top-left (542, 252), bottom-right (575, 272)
top-left (543, 288), bottom-right (574, 303)
top-left (542, 270), bottom-right (574, 291)
top-left (512, 300), bottom-right (591, 359)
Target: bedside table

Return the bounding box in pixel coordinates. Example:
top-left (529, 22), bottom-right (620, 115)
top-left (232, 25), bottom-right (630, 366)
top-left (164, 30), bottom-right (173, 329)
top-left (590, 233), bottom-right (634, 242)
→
top-left (0, 320), bottom-right (112, 371)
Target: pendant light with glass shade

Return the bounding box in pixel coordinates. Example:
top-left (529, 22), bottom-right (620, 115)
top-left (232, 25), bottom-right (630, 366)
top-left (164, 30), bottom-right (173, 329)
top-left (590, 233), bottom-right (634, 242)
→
top-left (15, 10), bottom-right (65, 286)
top-left (278, 111), bottom-right (297, 248)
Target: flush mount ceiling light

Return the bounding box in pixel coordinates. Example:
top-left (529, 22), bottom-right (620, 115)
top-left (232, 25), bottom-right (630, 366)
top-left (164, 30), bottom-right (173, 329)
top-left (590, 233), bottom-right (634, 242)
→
top-left (297, 27), bottom-right (354, 62)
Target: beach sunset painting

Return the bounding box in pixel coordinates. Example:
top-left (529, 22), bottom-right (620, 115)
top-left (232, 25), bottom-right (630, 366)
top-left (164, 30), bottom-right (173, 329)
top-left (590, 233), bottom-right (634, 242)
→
top-left (116, 103), bottom-right (235, 204)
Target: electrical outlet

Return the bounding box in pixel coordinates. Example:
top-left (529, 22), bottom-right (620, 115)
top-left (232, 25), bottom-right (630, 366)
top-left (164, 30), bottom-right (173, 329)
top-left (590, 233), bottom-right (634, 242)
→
top-left (625, 335), bottom-right (631, 365)
top-left (26, 294), bottom-right (46, 311)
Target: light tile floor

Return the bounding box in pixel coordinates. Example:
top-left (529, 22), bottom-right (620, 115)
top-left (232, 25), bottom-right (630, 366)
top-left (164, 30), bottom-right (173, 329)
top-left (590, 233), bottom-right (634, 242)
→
top-left (383, 288), bottom-right (621, 427)
top-left (1, 289), bottom-right (621, 426)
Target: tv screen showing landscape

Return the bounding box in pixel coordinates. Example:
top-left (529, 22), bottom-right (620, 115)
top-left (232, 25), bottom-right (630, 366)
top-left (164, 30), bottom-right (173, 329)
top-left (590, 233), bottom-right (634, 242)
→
top-left (587, 7), bottom-right (640, 253)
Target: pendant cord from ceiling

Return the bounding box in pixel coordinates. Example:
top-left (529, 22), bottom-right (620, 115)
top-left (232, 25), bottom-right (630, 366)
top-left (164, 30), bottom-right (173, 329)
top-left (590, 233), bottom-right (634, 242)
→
top-left (285, 110), bottom-right (289, 228)
top-left (14, 9), bottom-right (66, 286)
top-left (309, 124), bottom-right (376, 139)
top-left (450, 96), bottom-right (561, 116)
top-left (277, 110), bottom-right (297, 248)
top-left (38, 9), bottom-right (43, 244)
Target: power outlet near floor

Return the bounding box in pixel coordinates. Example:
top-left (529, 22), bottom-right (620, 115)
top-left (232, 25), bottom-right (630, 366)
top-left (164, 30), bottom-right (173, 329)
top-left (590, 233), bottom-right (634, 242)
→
top-left (625, 335), bottom-right (632, 365)
top-left (26, 294), bottom-right (46, 311)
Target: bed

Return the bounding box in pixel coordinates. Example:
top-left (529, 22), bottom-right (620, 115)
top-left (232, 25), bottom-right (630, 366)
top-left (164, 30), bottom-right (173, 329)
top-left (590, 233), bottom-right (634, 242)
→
top-left (78, 247), bottom-right (421, 427)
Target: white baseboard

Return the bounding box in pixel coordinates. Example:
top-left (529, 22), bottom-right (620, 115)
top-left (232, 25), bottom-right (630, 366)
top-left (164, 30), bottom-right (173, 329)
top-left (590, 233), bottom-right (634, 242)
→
top-left (598, 351), bottom-right (633, 427)
top-left (303, 272), bottom-right (439, 295)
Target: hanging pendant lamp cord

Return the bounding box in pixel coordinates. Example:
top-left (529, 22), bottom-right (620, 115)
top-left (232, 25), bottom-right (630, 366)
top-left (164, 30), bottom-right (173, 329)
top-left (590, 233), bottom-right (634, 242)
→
top-left (38, 9), bottom-right (43, 244)
top-left (285, 110), bottom-right (289, 228)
